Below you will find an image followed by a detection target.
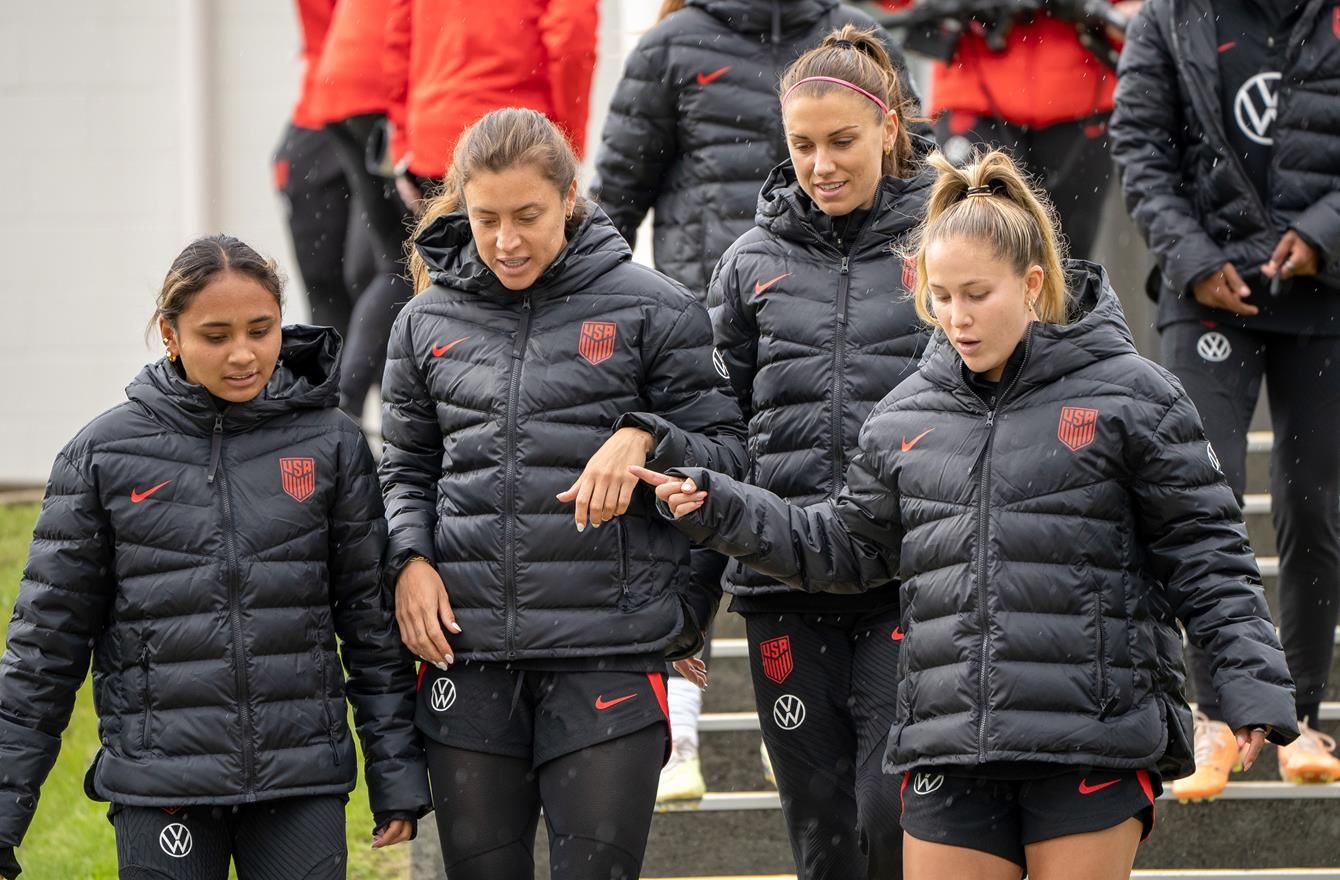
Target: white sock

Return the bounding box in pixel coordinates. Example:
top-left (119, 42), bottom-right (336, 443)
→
top-left (667, 676), bottom-right (703, 751)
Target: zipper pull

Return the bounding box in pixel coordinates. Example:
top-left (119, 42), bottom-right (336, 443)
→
top-left (207, 415), bottom-right (223, 485)
top-left (839, 256), bottom-right (850, 275)
top-left (985, 409), bottom-right (995, 429)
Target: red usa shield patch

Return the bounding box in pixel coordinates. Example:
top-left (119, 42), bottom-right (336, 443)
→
top-left (759, 635), bottom-right (794, 684)
top-left (579, 321), bottom-right (617, 365)
top-left (901, 256), bottom-right (917, 291)
top-left (1334, 6), bottom-right (1340, 38)
top-left (279, 457), bottom-right (316, 502)
top-left (1057, 406), bottom-right (1099, 452)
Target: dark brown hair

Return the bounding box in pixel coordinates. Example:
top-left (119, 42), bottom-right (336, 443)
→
top-left (407, 108), bottom-right (585, 293)
top-left (779, 25), bottom-right (917, 176)
top-left (657, 0), bottom-right (685, 20)
top-left (150, 235), bottom-right (284, 336)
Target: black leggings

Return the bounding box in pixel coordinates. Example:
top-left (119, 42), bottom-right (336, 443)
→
top-left (425, 724), bottom-right (665, 880)
top-left (323, 113), bottom-right (414, 422)
top-left (112, 796), bottom-right (346, 879)
top-left (933, 113), bottom-right (1113, 261)
top-left (1162, 321), bottom-right (1340, 725)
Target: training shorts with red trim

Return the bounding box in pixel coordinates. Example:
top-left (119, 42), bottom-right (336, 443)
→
top-left (415, 662), bottom-right (671, 768)
top-left (899, 766), bottom-right (1160, 868)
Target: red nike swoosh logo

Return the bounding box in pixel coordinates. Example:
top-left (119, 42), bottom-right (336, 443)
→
top-left (594, 693), bottom-right (638, 710)
top-left (1078, 778), bottom-right (1122, 795)
top-left (696, 66), bottom-right (731, 86)
top-left (130, 480), bottom-right (172, 503)
top-left (432, 337), bottom-right (469, 357)
top-left (754, 273), bottom-right (791, 296)
top-left (900, 428), bottom-right (934, 452)
top-left (1217, 41), bottom-right (1237, 53)
top-left (891, 627), bottom-right (905, 641)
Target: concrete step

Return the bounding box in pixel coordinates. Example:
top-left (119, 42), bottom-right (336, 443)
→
top-left (646, 873), bottom-right (1340, 879)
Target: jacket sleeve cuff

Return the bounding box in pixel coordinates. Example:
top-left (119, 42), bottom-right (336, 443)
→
top-left (614, 412), bottom-right (686, 471)
top-left (0, 845), bottom-right (20, 878)
top-left (372, 812), bottom-right (420, 841)
top-left (1219, 685), bottom-right (1300, 747)
top-left (1291, 200), bottom-right (1340, 263)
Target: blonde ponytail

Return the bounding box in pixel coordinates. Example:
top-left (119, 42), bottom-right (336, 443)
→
top-left (911, 149), bottom-right (1069, 326)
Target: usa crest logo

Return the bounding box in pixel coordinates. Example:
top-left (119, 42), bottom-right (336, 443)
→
top-left (901, 256), bottom-right (917, 291)
top-left (279, 457), bottom-right (316, 502)
top-left (579, 321), bottom-right (617, 365)
top-left (759, 635), bottom-right (793, 684)
top-left (1057, 406), bottom-right (1099, 452)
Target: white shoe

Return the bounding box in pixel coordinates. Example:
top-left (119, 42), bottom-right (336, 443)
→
top-left (761, 739), bottom-right (776, 788)
top-left (657, 739), bottom-right (705, 805)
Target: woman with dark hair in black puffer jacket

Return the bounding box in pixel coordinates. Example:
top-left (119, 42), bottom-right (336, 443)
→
top-left (635, 149), bottom-right (1298, 880)
top-left (0, 236), bottom-right (429, 880)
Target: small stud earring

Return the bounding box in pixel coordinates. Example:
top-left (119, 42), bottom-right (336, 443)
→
top-left (167, 350), bottom-right (177, 363)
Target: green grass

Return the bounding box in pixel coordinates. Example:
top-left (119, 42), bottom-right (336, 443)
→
top-left (0, 503), bottom-right (409, 879)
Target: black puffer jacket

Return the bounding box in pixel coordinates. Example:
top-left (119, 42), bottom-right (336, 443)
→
top-left (1111, 0), bottom-right (1340, 328)
top-left (590, 0), bottom-right (920, 296)
top-left (0, 328), bottom-right (429, 874)
top-left (668, 265), bottom-right (1298, 777)
top-left (710, 156), bottom-right (933, 598)
top-left (379, 206), bottom-right (747, 663)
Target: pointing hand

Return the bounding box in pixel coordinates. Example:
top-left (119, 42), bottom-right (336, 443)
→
top-left (628, 466), bottom-right (708, 518)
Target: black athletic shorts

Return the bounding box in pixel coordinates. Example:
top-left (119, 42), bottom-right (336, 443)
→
top-left (415, 662), bottom-right (671, 768)
top-left (899, 767), bottom-right (1160, 868)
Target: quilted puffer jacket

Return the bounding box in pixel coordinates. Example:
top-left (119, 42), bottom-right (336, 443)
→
top-left (710, 154), bottom-right (933, 598)
top-left (0, 327), bottom-right (429, 877)
top-left (590, 0), bottom-right (920, 296)
top-left (379, 205), bottom-right (747, 662)
top-left (667, 264), bottom-right (1298, 778)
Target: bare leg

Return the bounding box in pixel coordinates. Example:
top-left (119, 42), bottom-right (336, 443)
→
top-left (903, 833), bottom-right (1023, 880)
top-left (1025, 817), bottom-right (1142, 880)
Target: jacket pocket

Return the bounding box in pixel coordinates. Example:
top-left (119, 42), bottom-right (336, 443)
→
top-left (312, 640), bottom-right (341, 766)
top-left (139, 646), bottom-right (153, 753)
top-left (1094, 600), bottom-right (1118, 720)
top-left (615, 518), bottom-right (634, 611)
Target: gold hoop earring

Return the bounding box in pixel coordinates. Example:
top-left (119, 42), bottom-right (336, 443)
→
top-left (162, 337), bottom-right (177, 363)
top-left (167, 350), bottom-right (178, 363)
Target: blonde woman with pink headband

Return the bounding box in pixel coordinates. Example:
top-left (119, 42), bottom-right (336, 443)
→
top-left (701, 24), bottom-right (934, 879)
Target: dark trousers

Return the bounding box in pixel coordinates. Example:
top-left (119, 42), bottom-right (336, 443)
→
top-left (112, 796), bottom-right (347, 879)
top-left (743, 607), bottom-right (904, 880)
top-left (324, 113), bottom-right (414, 422)
top-left (273, 123), bottom-right (375, 338)
top-left (933, 112), bottom-right (1113, 261)
top-left (1161, 320), bottom-right (1340, 722)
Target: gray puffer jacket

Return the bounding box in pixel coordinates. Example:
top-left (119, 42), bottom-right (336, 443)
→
top-left (667, 264), bottom-right (1298, 778)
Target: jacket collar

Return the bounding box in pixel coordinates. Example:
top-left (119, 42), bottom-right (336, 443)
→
top-left (686, 0), bottom-right (837, 37)
top-left (126, 325), bottom-right (342, 436)
top-left (414, 203), bottom-right (630, 304)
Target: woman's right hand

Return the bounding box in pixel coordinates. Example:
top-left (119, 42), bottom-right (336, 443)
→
top-left (628, 466), bottom-right (708, 518)
top-left (395, 559), bottom-right (461, 669)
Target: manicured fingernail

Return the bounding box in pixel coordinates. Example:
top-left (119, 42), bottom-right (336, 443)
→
top-left (448, 621), bottom-right (462, 634)
top-left (434, 661), bottom-right (449, 671)
top-left (576, 523), bottom-right (585, 533)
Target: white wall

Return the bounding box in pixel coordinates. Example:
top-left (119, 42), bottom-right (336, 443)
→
top-left (0, 0), bottom-right (661, 486)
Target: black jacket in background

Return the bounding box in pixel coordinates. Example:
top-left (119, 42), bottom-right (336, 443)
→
top-left (0, 327), bottom-right (429, 877)
top-left (710, 154), bottom-right (933, 601)
top-left (1110, 0), bottom-right (1340, 332)
top-left (666, 264), bottom-right (1298, 778)
top-left (591, 0), bottom-right (921, 297)
top-left (379, 206), bottom-right (747, 664)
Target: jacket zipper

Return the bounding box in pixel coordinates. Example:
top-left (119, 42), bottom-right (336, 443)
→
top-left (503, 296), bottom-right (534, 659)
top-left (140, 645), bottom-right (152, 752)
top-left (1095, 594), bottom-right (1111, 718)
top-left (830, 256), bottom-right (851, 499)
top-left (314, 639), bottom-right (339, 765)
top-left (971, 327), bottom-right (1032, 761)
top-left (616, 518), bottom-right (631, 608)
top-left (212, 413), bottom-right (255, 794)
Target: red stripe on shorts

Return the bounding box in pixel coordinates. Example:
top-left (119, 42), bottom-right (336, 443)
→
top-left (647, 671), bottom-right (671, 738)
top-left (900, 771), bottom-right (910, 814)
top-left (416, 662), bottom-right (427, 691)
top-left (1136, 769), bottom-right (1157, 840)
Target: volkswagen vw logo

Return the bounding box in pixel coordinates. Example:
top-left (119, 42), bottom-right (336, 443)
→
top-left (159, 823), bottom-right (193, 858)
top-left (1196, 331), bottom-right (1231, 363)
top-left (430, 677), bottom-right (457, 713)
top-left (712, 348), bottom-right (730, 380)
top-left (1234, 71), bottom-right (1280, 146)
top-left (772, 694), bottom-right (806, 730)
top-left (911, 772), bottom-right (945, 796)
top-left (1207, 441), bottom-right (1221, 472)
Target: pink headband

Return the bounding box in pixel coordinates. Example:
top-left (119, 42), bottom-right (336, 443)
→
top-left (781, 76), bottom-right (890, 115)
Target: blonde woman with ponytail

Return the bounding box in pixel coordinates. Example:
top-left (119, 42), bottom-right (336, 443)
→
top-left (634, 148), bottom-right (1298, 879)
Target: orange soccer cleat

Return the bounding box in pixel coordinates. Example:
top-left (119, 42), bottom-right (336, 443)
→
top-left (1278, 720), bottom-right (1340, 784)
top-left (1171, 711), bottom-right (1241, 802)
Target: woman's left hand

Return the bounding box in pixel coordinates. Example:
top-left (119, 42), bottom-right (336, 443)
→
top-left (372, 819), bottom-right (414, 849)
top-left (1235, 726), bottom-right (1270, 772)
top-left (557, 427), bottom-right (655, 531)
top-left (673, 657), bottom-right (708, 689)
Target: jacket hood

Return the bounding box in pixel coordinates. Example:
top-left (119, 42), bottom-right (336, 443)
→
top-left (686, 0), bottom-right (838, 36)
top-left (126, 324), bottom-right (342, 435)
top-left (921, 260), bottom-right (1140, 392)
top-left (414, 202), bottom-right (630, 300)
top-left (755, 135), bottom-right (938, 246)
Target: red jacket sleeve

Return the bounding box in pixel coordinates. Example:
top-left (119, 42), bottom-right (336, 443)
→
top-left (539, 0), bottom-right (599, 157)
top-left (383, 0), bottom-right (413, 165)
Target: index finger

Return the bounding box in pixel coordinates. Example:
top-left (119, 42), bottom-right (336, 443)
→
top-left (629, 465), bottom-right (678, 486)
